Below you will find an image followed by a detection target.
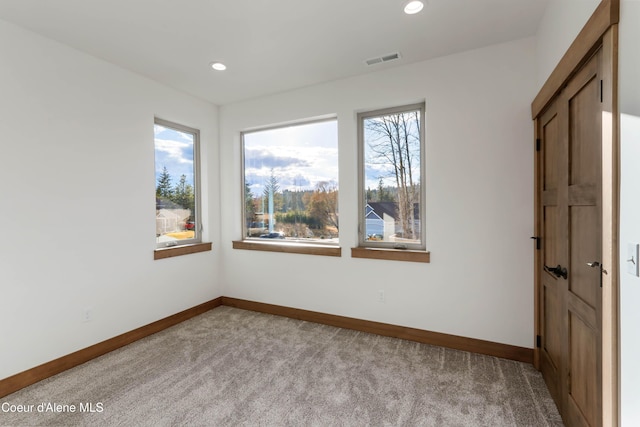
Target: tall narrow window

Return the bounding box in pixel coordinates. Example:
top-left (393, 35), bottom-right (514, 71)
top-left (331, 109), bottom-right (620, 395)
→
top-left (242, 118), bottom-right (339, 245)
top-left (154, 118), bottom-right (201, 248)
top-left (358, 103), bottom-right (425, 250)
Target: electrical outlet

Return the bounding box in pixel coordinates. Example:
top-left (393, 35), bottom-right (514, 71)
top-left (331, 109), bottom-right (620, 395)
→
top-left (82, 307), bottom-right (93, 323)
top-left (377, 290), bottom-right (385, 303)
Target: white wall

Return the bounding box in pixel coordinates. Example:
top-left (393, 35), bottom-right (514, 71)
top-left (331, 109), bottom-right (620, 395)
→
top-left (619, 1), bottom-right (640, 424)
top-left (536, 0), bottom-right (601, 88)
top-left (0, 19), bottom-right (221, 380)
top-left (219, 37), bottom-right (537, 348)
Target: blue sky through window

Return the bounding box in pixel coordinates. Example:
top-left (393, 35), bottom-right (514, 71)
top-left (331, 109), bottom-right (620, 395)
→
top-left (154, 124), bottom-right (195, 187)
top-left (243, 120), bottom-right (338, 196)
top-left (363, 111), bottom-right (421, 191)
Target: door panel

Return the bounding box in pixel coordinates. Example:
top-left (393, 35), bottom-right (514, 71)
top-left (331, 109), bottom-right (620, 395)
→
top-left (544, 206), bottom-right (558, 266)
top-left (570, 206), bottom-right (599, 307)
top-left (569, 76), bottom-right (600, 187)
top-left (565, 50), bottom-right (602, 427)
top-left (544, 113), bottom-right (559, 191)
top-left (539, 99), bottom-right (564, 410)
top-left (537, 49), bottom-right (603, 427)
top-left (569, 312), bottom-right (597, 425)
top-left (544, 284), bottom-right (562, 370)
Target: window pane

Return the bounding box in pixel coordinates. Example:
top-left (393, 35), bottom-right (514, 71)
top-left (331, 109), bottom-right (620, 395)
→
top-left (243, 119), bottom-right (339, 244)
top-left (154, 120), bottom-right (199, 246)
top-left (362, 107), bottom-right (423, 247)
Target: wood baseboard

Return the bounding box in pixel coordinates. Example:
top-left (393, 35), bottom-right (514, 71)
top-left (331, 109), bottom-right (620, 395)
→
top-left (221, 297), bottom-right (533, 364)
top-left (0, 297), bottom-right (223, 398)
top-left (1, 295), bottom-right (533, 398)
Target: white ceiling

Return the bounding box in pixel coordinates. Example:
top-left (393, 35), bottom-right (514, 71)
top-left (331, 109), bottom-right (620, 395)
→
top-left (0, 0), bottom-right (548, 105)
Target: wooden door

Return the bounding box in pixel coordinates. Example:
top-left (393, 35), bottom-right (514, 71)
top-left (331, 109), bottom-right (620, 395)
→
top-left (537, 49), bottom-right (603, 427)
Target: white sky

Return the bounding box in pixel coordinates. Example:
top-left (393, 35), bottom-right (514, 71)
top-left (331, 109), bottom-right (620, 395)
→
top-left (244, 120), bottom-right (338, 195)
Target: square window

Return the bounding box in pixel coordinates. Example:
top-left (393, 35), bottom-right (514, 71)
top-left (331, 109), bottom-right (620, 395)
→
top-left (154, 118), bottom-right (201, 248)
top-left (242, 118), bottom-right (339, 245)
top-left (358, 104), bottom-right (426, 250)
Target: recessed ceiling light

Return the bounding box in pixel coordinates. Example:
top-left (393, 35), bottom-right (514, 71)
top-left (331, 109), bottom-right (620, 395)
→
top-left (404, 0), bottom-right (424, 14)
top-left (210, 62), bottom-right (226, 71)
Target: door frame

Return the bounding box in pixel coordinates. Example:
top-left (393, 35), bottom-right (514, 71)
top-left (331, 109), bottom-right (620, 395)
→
top-left (532, 0), bottom-right (619, 425)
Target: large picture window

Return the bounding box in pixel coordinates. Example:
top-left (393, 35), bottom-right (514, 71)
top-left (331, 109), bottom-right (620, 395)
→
top-left (154, 118), bottom-right (201, 248)
top-left (358, 103), bottom-right (425, 250)
top-left (242, 118), bottom-right (339, 245)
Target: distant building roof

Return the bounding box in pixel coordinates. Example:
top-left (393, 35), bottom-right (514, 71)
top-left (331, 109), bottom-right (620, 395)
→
top-left (366, 201), bottom-right (419, 220)
top-left (367, 202), bottom-right (398, 219)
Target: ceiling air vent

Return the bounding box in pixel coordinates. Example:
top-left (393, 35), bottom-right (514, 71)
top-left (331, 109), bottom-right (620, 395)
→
top-left (365, 52), bottom-right (401, 66)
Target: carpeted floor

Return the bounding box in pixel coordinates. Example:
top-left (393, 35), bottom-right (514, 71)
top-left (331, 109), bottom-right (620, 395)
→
top-left (0, 306), bottom-right (563, 426)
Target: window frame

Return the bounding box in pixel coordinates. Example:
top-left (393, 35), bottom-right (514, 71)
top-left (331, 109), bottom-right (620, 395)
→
top-left (356, 103), bottom-right (427, 252)
top-left (154, 117), bottom-right (202, 250)
top-left (239, 116), bottom-right (340, 251)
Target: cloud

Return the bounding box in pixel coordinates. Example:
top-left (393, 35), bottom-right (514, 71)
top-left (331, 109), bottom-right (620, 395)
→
top-left (242, 121), bottom-right (339, 194)
top-left (289, 173), bottom-right (311, 187)
top-left (154, 139), bottom-right (195, 187)
top-left (155, 139), bottom-right (193, 165)
top-left (154, 125), bottom-right (192, 142)
top-left (245, 148), bottom-right (310, 170)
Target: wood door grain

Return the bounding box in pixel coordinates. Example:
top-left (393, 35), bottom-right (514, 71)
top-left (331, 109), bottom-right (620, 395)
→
top-left (536, 49), bottom-right (604, 427)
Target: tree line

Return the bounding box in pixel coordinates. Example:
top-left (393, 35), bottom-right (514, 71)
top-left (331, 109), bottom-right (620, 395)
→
top-left (156, 166), bottom-right (195, 219)
top-left (245, 172), bottom-right (338, 237)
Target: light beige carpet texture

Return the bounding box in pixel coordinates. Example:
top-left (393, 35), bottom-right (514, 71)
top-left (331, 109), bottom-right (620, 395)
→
top-left (0, 306), bottom-right (563, 426)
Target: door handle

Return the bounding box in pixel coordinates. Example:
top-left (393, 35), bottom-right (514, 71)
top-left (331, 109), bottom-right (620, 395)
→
top-left (544, 264), bottom-right (568, 280)
top-left (586, 261), bottom-right (607, 274)
top-left (587, 261), bottom-right (607, 287)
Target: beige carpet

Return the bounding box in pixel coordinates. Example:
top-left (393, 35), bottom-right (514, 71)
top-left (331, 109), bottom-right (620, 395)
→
top-left (0, 306), bottom-right (563, 426)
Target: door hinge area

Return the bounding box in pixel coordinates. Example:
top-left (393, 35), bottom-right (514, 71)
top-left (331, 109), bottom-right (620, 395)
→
top-left (600, 79), bottom-right (603, 103)
top-left (530, 236), bottom-right (541, 250)
top-left (535, 138), bottom-right (541, 152)
top-left (536, 335), bottom-right (541, 348)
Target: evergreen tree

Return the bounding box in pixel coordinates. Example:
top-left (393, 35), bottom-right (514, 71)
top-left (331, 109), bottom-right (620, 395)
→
top-left (245, 182), bottom-right (256, 225)
top-left (263, 170), bottom-right (281, 232)
top-left (366, 187), bottom-right (373, 202)
top-left (263, 171), bottom-right (280, 201)
top-left (377, 177), bottom-right (394, 202)
top-left (156, 166), bottom-right (173, 199)
top-left (184, 183), bottom-right (195, 217)
top-left (174, 174), bottom-right (187, 208)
